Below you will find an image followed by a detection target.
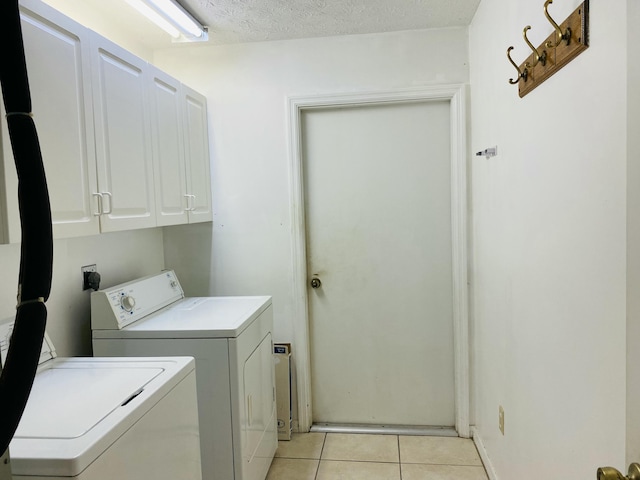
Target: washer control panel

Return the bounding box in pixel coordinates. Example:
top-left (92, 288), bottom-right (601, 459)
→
top-left (91, 270), bottom-right (184, 330)
top-left (120, 294), bottom-right (136, 312)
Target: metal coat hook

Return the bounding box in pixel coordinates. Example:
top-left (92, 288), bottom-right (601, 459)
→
top-left (544, 0), bottom-right (571, 47)
top-left (506, 0), bottom-right (588, 97)
top-left (523, 25), bottom-right (547, 68)
top-left (507, 46), bottom-right (528, 84)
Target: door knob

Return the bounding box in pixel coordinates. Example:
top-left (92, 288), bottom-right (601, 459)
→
top-left (597, 463), bottom-right (640, 480)
top-left (310, 277), bottom-right (322, 289)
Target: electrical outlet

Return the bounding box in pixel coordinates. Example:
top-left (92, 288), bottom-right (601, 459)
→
top-left (499, 405), bottom-right (505, 435)
top-left (81, 264), bottom-right (97, 291)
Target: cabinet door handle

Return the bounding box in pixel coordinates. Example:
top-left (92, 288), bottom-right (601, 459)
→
top-left (92, 193), bottom-right (103, 216)
top-left (101, 192), bottom-right (113, 214)
top-left (184, 194), bottom-right (196, 212)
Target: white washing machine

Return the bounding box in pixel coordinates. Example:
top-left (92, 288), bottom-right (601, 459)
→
top-left (90, 270), bottom-right (277, 480)
top-left (0, 319), bottom-right (202, 480)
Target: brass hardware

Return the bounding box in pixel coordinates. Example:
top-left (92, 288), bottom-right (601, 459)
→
top-left (598, 467), bottom-right (626, 480)
top-left (507, 1), bottom-right (588, 97)
top-left (523, 26), bottom-right (547, 68)
top-left (507, 47), bottom-right (528, 84)
top-left (544, 0), bottom-right (571, 47)
top-left (597, 463), bottom-right (640, 480)
top-left (310, 277), bottom-right (322, 289)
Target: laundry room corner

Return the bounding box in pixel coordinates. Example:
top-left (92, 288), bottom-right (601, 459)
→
top-left (153, 28), bottom-right (471, 431)
top-left (163, 223), bottom-right (213, 296)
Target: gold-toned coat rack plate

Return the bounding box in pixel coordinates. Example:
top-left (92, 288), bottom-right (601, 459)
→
top-left (509, 0), bottom-right (589, 98)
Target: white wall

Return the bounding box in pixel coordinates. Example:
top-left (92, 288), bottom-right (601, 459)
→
top-left (155, 28), bottom-right (469, 339)
top-left (0, 229), bottom-right (165, 357)
top-left (627, 0), bottom-right (640, 467)
top-left (470, 1), bottom-right (627, 478)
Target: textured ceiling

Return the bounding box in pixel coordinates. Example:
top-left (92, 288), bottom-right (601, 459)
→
top-left (182, 0), bottom-right (481, 45)
top-left (43, 0), bottom-right (481, 49)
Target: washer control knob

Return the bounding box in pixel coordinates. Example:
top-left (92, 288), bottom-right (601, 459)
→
top-left (121, 295), bottom-right (136, 312)
top-left (170, 280), bottom-right (178, 288)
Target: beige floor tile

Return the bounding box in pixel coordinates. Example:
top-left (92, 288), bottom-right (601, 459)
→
top-left (322, 433), bottom-right (399, 463)
top-left (317, 460), bottom-right (401, 480)
top-left (266, 458), bottom-right (319, 480)
top-left (399, 436), bottom-right (482, 466)
top-left (275, 432), bottom-right (326, 459)
top-left (401, 464), bottom-right (489, 480)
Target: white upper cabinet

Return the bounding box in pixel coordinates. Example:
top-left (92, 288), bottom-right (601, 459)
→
top-left (149, 66), bottom-right (189, 227)
top-left (0, 0), bottom-right (211, 243)
top-left (0, 0), bottom-right (99, 243)
top-left (182, 86), bottom-right (213, 223)
top-left (90, 33), bottom-right (156, 232)
top-left (150, 71), bottom-right (213, 226)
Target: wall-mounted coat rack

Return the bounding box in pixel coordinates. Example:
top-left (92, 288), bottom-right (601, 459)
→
top-left (507, 0), bottom-right (589, 98)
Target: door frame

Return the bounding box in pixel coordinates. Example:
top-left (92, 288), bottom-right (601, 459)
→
top-left (287, 85), bottom-right (470, 437)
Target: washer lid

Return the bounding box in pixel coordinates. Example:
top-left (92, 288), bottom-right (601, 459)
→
top-left (9, 356), bottom-right (195, 478)
top-left (15, 365), bottom-right (163, 438)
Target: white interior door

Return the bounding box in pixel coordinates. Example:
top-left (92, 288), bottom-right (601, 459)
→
top-left (303, 100), bottom-right (455, 427)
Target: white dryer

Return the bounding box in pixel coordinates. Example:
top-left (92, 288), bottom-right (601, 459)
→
top-left (0, 319), bottom-right (202, 480)
top-left (90, 270), bottom-right (277, 480)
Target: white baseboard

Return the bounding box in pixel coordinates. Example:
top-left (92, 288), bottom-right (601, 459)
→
top-left (471, 427), bottom-right (498, 480)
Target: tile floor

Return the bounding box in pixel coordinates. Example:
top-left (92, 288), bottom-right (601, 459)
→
top-left (267, 433), bottom-right (489, 480)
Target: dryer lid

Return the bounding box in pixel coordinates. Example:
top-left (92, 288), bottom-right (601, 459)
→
top-left (99, 295), bottom-right (273, 339)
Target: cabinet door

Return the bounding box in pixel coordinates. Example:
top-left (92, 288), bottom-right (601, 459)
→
top-left (149, 67), bottom-right (188, 227)
top-left (90, 33), bottom-right (156, 232)
top-left (0, 0), bottom-right (99, 243)
top-left (182, 86), bottom-right (213, 223)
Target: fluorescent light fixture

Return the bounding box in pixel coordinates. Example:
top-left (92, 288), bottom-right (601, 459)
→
top-left (125, 0), bottom-right (181, 38)
top-left (125, 0), bottom-right (207, 41)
